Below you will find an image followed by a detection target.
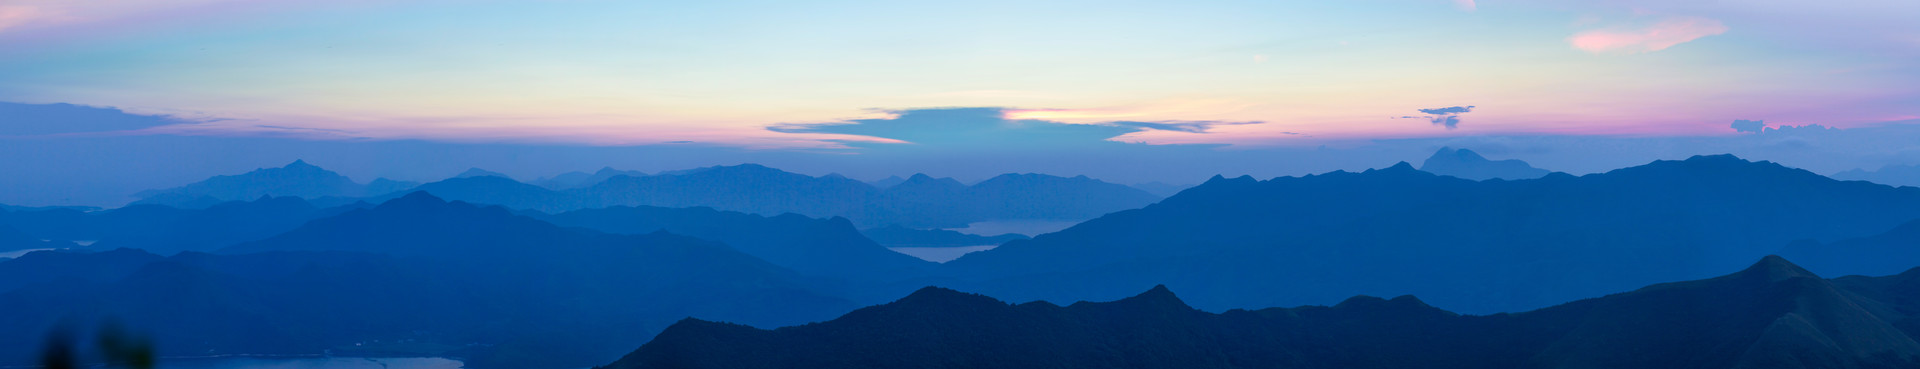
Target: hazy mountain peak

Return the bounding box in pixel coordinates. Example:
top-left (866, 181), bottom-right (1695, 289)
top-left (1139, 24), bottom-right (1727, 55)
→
top-left (1419, 147), bottom-right (1550, 180)
top-left (455, 167), bottom-right (510, 179)
top-left (872, 175), bottom-right (908, 188)
top-left (895, 173), bottom-right (963, 188)
top-left (1377, 161), bottom-right (1417, 172)
top-left (133, 159), bottom-right (365, 207)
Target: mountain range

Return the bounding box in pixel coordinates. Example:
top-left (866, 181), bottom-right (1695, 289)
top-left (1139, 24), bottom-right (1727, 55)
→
top-left (280, 163), bottom-right (1162, 228)
top-left (1417, 147), bottom-right (1551, 180)
top-left (606, 256), bottom-right (1920, 369)
top-left (943, 154), bottom-right (1920, 313)
top-left (12, 152), bottom-right (1920, 368)
top-left (0, 192), bottom-right (860, 369)
top-left (133, 160), bottom-right (417, 208)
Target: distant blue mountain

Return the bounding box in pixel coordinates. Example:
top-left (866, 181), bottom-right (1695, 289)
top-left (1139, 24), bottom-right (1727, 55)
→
top-left (361, 175), bottom-right (576, 210)
top-left (325, 164), bottom-right (1160, 227)
top-left (1417, 147), bottom-right (1550, 180)
top-left (532, 167), bottom-right (647, 189)
top-left (605, 256), bottom-right (1920, 369)
top-left (133, 160), bottom-right (416, 207)
top-left (452, 167), bottom-right (514, 180)
top-left (1833, 163), bottom-right (1920, 187)
top-left (944, 155), bottom-right (1920, 314)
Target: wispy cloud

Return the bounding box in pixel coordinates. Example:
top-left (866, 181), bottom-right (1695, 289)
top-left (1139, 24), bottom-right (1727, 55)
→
top-left (0, 5), bottom-right (58, 32)
top-left (1569, 16), bottom-right (1728, 54)
top-left (1414, 106), bottom-right (1475, 129)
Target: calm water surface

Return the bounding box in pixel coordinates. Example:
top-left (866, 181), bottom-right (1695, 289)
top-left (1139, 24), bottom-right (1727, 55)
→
top-left (952, 220), bottom-right (1080, 237)
top-left (889, 245), bottom-right (997, 263)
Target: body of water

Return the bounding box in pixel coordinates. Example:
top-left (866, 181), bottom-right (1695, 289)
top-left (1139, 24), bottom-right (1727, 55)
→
top-left (951, 220), bottom-right (1081, 237)
top-left (156, 357), bottom-right (463, 369)
top-left (889, 245), bottom-right (997, 263)
top-left (0, 248), bottom-right (55, 259)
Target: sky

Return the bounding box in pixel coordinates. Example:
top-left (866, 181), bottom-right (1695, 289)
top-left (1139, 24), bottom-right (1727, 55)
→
top-left (1, 0), bottom-right (1919, 206)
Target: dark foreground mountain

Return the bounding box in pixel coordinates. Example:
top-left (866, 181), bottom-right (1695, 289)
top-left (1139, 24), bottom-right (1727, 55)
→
top-left (0, 193), bottom-right (856, 369)
top-left (861, 224), bottom-right (1028, 248)
top-left (134, 160), bottom-right (415, 207)
top-left (605, 256), bottom-right (1920, 369)
top-left (946, 155), bottom-right (1920, 313)
top-left (1418, 147), bottom-right (1551, 180)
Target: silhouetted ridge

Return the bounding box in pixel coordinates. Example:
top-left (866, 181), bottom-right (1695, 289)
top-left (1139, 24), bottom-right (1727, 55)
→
top-left (1089, 284), bottom-right (1194, 312)
top-left (1330, 295), bottom-right (1447, 315)
top-left (895, 286), bottom-right (996, 306)
top-left (606, 259), bottom-right (1920, 369)
top-left (1740, 255), bottom-right (1821, 282)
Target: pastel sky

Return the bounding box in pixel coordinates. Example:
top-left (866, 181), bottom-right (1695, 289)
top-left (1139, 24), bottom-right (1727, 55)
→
top-left (3, 0), bottom-right (1916, 148)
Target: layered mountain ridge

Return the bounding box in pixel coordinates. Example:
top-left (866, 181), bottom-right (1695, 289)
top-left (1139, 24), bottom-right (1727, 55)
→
top-left (606, 256), bottom-right (1920, 369)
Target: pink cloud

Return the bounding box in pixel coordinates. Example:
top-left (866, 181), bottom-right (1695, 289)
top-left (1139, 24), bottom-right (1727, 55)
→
top-left (0, 6), bottom-right (53, 32)
top-left (1568, 16), bottom-right (1728, 54)
top-left (1454, 0), bottom-right (1476, 12)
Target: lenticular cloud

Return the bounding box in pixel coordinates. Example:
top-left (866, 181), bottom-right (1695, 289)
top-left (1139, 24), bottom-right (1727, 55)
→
top-left (1569, 17), bottom-right (1728, 54)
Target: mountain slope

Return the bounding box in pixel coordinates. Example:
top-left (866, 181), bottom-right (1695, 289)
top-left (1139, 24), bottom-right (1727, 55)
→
top-left (945, 155), bottom-right (1920, 313)
top-left (605, 256), bottom-right (1920, 369)
top-left (528, 205), bottom-right (934, 280)
top-left (1780, 219), bottom-right (1920, 278)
